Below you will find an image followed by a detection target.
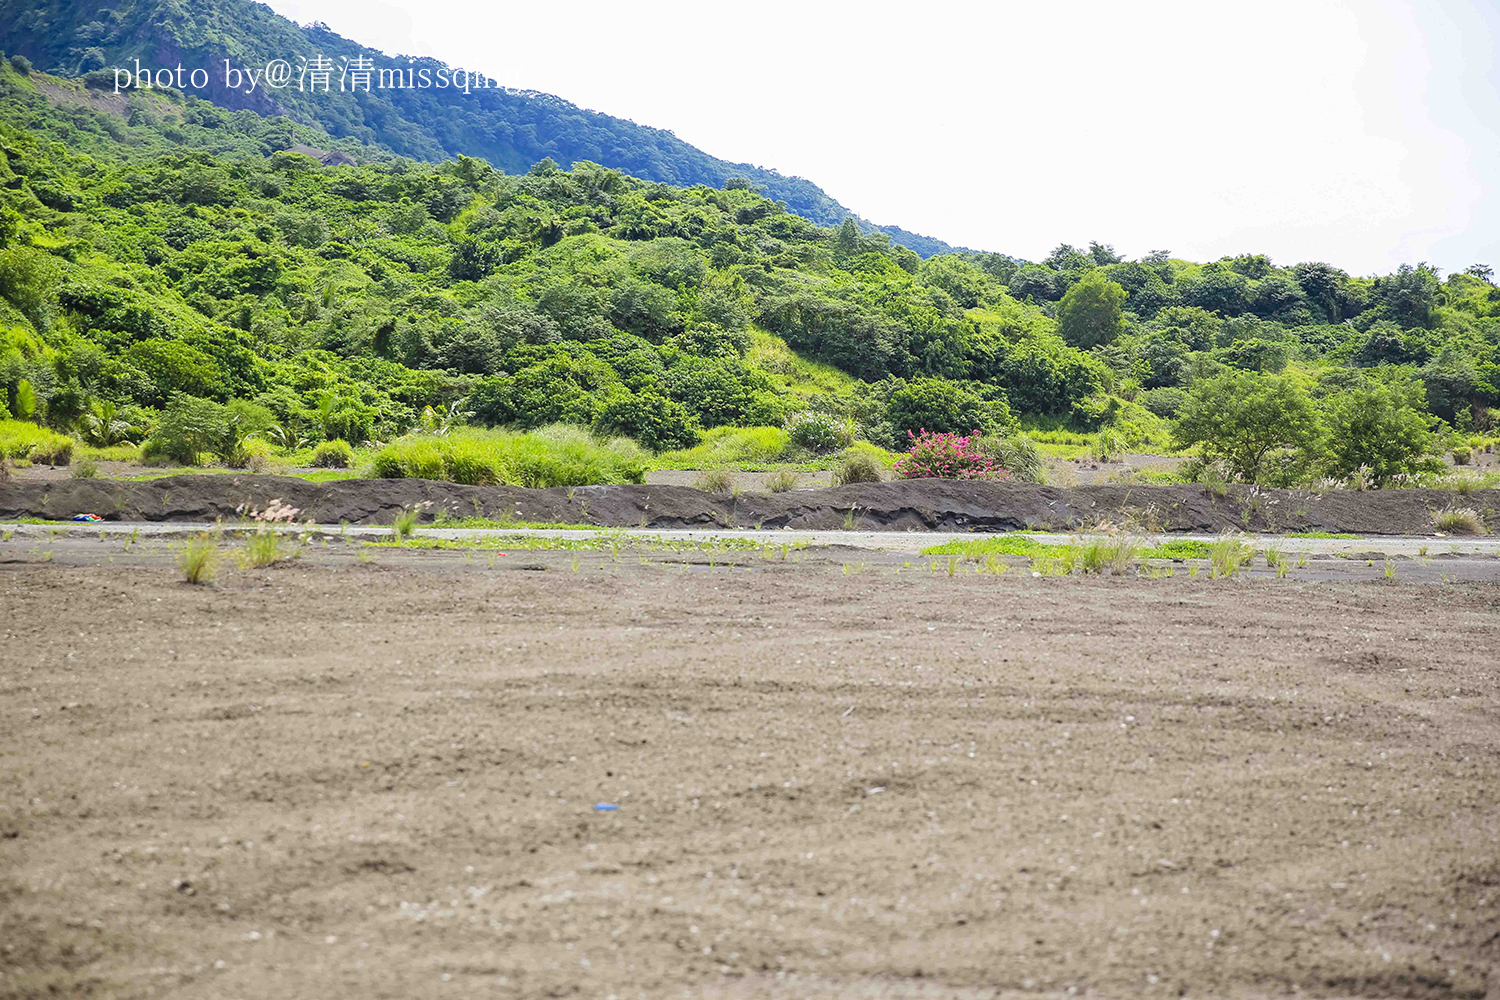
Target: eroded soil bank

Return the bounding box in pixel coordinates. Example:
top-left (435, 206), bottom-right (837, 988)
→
top-left (3, 474), bottom-right (1497, 534)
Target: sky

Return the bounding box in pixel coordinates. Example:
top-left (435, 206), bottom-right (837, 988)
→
top-left (260, 0), bottom-right (1500, 275)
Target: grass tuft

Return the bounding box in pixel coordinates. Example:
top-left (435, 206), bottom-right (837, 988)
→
top-left (177, 532), bottom-right (220, 585)
top-left (1431, 507), bottom-right (1485, 535)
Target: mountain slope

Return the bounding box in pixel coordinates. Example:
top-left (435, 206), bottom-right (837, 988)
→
top-left (0, 0), bottom-right (967, 256)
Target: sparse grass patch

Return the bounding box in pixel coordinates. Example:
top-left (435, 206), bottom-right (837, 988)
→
top-left (694, 467), bottom-right (739, 496)
top-left (764, 468), bottom-right (801, 493)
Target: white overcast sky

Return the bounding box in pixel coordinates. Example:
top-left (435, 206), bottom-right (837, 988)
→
top-left (260, 0), bottom-right (1500, 276)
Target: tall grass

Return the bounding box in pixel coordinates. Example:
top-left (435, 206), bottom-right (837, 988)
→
top-left (1432, 507), bottom-right (1485, 535)
top-left (0, 420), bottom-right (73, 464)
top-left (371, 425), bottom-right (646, 487)
top-left (651, 426), bottom-right (791, 470)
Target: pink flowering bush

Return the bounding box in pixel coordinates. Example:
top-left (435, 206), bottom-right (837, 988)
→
top-left (892, 429), bottom-right (1008, 480)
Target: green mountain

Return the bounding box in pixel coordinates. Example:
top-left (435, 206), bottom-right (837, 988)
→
top-left (0, 0), bottom-right (966, 257)
top-left (0, 54), bottom-right (1496, 489)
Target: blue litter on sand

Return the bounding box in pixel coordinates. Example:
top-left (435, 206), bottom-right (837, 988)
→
top-left (593, 803), bottom-right (620, 811)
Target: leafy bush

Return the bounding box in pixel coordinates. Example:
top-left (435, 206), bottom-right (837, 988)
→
top-left (594, 392), bottom-right (701, 452)
top-left (1174, 372), bottom-right (1319, 482)
top-left (886, 379), bottom-right (1001, 440)
top-left (1318, 383), bottom-right (1441, 486)
top-left (371, 425), bottom-right (646, 487)
top-left (832, 452), bottom-right (883, 485)
top-left (892, 430), bottom-right (1002, 480)
top-left (311, 439), bottom-right (355, 468)
top-left (1453, 446), bottom-right (1471, 466)
top-left (0, 420), bottom-right (74, 464)
top-left (784, 410), bottom-right (854, 454)
top-left (1138, 387), bottom-right (1187, 419)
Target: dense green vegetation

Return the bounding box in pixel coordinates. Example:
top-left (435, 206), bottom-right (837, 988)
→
top-left (0, 57), bottom-right (1497, 490)
top-left (0, 0), bottom-right (960, 256)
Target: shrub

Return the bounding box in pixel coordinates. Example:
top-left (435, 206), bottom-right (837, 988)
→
top-left (832, 452), bottom-right (883, 485)
top-left (1452, 446), bottom-right (1471, 466)
top-left (177, 533), bottom-right (220, 585)
top-left (1174, 371), bottom-right (1320, 482)
top-left (892, 429), bottom-right (1003, 480)
top-left (9, 55), bottom-right (32, 75)
top-left (1318, 383), bottom-right (1441, 486)
top-left (886, 379), bottom-right (1002, 440)
top-left (694, 467), bottom-right (738, 495)
top-left (1138, 386), bottom-right (1187, 419)
top-left (784, 410), bottom-right (854, 454)
top-left (594, 392), bottom-right (701, 452)
top-left (142, 394), bottom-right (228, 465)
top-left (1432, 507), bottom-right (1485, 535)
top-left (311, 439), bottom-right (355, 468)
top-left (71, 458), bottom-right (98, 478)
top-left (764, 469), bottom-right (801, 492)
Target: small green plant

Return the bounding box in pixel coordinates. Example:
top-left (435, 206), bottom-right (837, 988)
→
top-left (694, 467), bottom-right (738, 496)
top-left (1090, 428), bottom-right (1124, 463)
top-left (764, 468), bottom-right (801, 493)
top-left (1452, 446), bottom-right (1471, 466)
top-left (1432, 507), bottom-right (1485, 535)
top-left (392, 503), bottom-right (425, 542)
top-left (238, 530), bottom-right (285, 568)
top-left (1208, 535), bottom-right (1252, 578)
top-left (177, 532), bottom-right (220, 585)
top-left (1264, 546), bottom-right (1281, 567)
top-left (832, 452), bottom-right (883, 485)
top-left (71, 458), bottom-right (99, 479)
top-left (1384, 558), bottom-right (1397, 580)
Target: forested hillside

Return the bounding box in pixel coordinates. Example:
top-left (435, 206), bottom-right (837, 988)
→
top-left (0, 0), bottom-right (962, 256)
top-left (1, 57), bottom-right (1498, 488)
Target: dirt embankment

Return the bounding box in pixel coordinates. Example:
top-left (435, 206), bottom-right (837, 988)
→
top-left (3, 475), bottom-right (1496, 534)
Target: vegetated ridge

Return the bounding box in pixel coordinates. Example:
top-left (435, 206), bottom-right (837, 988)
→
top-left (0, 0), bottom-right (964, 256)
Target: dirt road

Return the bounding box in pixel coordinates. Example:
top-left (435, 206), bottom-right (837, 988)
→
top-left (1, 536), bottom-right (1497, 998)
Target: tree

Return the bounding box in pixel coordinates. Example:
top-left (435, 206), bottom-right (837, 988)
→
top-left (1088, 241), bottom-right (1123, 265)
top-left (1318, 384), bottom-right (1440, 486)
top-left (1464, 264), bottom-right (1494, 283)
top-left (1376, 262), bottom-right (1440, 329)
top-left (1057, 270), bottom-right (1125, 349)
top-left (1173, 372), bottom-right (1320, 482)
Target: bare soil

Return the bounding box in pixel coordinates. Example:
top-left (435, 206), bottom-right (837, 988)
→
top-left (1, 536), bottom-right (1497, 999)
top-left (4, 475), bottom-right (1498, 536)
